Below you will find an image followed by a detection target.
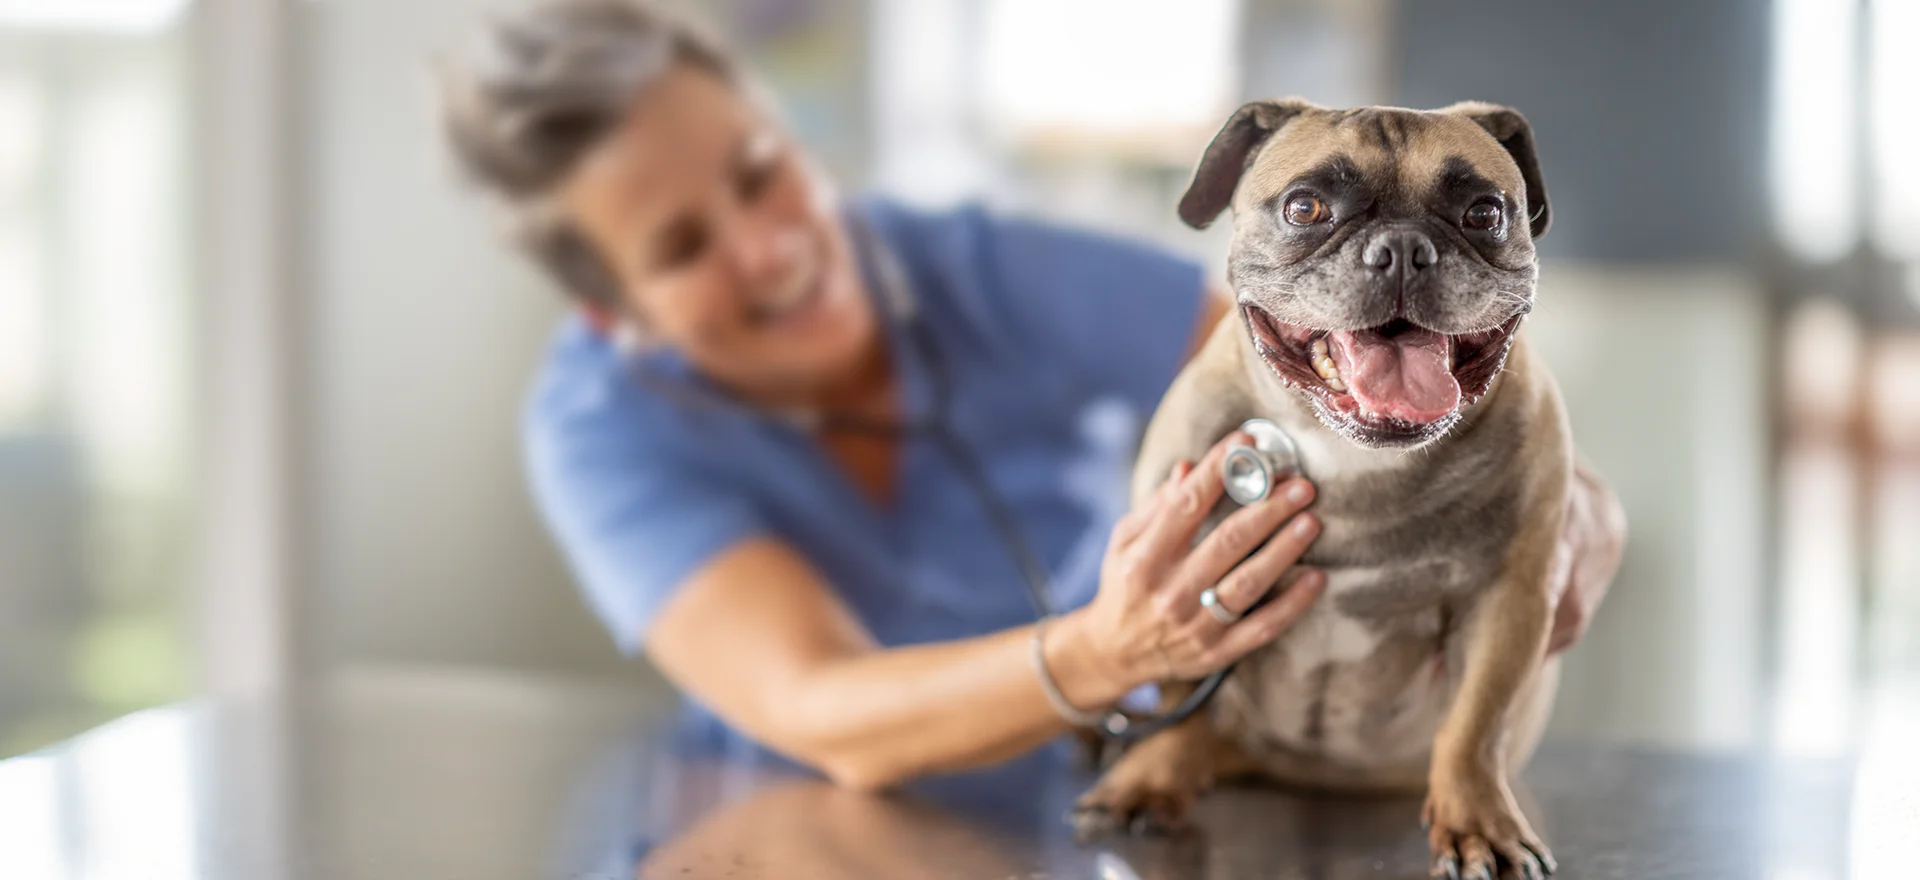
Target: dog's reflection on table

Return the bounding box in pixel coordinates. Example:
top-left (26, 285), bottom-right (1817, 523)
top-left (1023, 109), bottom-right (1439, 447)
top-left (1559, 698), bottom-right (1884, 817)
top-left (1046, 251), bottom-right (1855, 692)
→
top-left (626, 768), bottom-right (1553, 880)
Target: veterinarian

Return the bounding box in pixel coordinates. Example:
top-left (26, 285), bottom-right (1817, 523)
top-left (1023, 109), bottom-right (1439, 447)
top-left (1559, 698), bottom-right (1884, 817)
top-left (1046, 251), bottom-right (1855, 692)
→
top-left (439, 0), bottom-right (1624, 789)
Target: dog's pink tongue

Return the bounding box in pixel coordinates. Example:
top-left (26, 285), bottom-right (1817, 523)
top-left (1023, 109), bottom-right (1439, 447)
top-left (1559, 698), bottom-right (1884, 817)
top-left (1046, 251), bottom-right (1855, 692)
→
top-left (1328, 328), bottom-right (1460, 424)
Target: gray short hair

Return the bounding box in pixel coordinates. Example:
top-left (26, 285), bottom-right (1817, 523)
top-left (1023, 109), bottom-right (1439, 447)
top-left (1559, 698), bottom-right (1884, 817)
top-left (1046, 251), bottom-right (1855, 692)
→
top-left (438, 0), bottom-right (735, 306)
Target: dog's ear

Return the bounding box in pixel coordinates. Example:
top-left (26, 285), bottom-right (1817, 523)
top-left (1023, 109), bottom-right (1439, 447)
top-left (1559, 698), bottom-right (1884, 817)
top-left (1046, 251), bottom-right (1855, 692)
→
top-left (1177, 98), bottom-right (1315, 230)
top-left (1447, 101), bottom-right (1551, 239)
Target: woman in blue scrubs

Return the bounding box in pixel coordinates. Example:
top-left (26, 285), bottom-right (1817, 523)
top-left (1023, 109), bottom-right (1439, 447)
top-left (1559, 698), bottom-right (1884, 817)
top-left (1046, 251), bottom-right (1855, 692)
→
top-left (439, 0), bottom-right (1623, 788)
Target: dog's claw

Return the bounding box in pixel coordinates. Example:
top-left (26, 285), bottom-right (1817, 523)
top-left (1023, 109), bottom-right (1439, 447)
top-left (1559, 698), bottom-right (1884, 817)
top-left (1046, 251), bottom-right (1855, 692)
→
top-left (1457, 836), bottom-right (1497, 880)
top-left (1493, 838), bottom-right (1548, 879)
top-left (1067, 804), bottom-right (1118, 843)
top-left (1066, 812), bottom-right (1095, 842)
top-left (1424, 779), bottom-right (1556, 880)
top-left (1526, 841), bottom-right (1557, 875)
top-left (1070, 790), bottom-right (1192, 841)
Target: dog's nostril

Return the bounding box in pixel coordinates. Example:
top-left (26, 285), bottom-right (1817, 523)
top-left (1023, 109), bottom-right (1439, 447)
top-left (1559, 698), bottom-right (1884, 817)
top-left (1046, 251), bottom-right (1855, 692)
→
top-left (1363, 241), bottom-right (1395, 269)
top-left (1363, 231), bottom-right (1437, 274)
top-left (1411, 239), bottom-right (1438, 269)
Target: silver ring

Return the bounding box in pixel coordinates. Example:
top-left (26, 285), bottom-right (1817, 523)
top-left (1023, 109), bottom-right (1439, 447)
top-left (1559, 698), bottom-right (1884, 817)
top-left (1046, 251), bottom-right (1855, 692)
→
top-left (1199, 588), bottom-right (1240, 624)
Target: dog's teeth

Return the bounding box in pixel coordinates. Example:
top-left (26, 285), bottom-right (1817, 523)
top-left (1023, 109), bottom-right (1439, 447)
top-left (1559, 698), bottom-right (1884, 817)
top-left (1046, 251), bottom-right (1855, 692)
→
top-left (1309, 340), bottom-right (1347, 393)
top-left (1307, 336), bottom-right (1347, 393)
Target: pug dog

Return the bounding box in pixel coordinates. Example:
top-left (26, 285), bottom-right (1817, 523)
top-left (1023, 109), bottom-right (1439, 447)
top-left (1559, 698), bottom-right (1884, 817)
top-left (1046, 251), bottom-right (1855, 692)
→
top-left (1074, 99), bottom-right (1571, 880)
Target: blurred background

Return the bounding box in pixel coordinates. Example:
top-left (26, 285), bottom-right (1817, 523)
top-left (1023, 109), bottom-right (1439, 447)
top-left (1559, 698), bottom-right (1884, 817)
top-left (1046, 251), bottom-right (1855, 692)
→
top-left (1, 0), bottom-right (1917, 778)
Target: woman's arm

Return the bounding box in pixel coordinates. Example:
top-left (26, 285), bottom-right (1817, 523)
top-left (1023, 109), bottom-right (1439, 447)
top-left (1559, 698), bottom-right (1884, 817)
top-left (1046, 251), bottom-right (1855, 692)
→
top-left (1547, 457), bottom-right (1627, 654)
top-left (645, 436), bottom-right (1327, 791)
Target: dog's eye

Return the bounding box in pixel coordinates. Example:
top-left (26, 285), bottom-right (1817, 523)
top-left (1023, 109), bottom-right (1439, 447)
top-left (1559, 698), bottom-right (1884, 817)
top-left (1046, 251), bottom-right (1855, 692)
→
top-left (1463, 200), bottom-right (1503, 231)
top-left (1284, 195), bottom-right (1330, 226)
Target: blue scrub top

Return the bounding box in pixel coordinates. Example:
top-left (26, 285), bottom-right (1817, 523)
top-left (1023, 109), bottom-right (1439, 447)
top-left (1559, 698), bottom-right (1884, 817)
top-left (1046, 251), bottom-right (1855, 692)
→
top-left (524, 196), bottom-right (1204, 746)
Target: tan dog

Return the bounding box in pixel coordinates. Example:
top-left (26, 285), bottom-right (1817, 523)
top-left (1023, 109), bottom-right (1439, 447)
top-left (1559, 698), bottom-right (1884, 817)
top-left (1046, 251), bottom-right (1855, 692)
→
top-left (1073, 99), bottom-right (1572, 880)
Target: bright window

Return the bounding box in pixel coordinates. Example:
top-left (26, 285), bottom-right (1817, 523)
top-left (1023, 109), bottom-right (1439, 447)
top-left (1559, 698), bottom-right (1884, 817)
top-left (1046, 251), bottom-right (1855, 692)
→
top-left (980, 0), bottom-right (1239, 140)
top-left (1769, 0), bottom-right (1861, 263)
top-left (0, 13), bottom-right (193, 756)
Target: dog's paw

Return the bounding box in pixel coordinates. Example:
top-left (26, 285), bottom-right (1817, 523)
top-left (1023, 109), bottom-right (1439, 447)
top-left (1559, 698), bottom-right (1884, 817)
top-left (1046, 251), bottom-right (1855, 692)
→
top-left (1421, 773), bottom-right (1554, 880)
top-left (1069, 778), bottom-right (1198, 840)
top-left (1075, 783), bottom-right (1190, 837)
top-left (1067, 740), bottom-right (1213, 841)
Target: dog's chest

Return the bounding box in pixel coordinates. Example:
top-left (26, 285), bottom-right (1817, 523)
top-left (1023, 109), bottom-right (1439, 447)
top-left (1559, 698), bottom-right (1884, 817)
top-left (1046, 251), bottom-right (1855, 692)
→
top-left (1213, 418), bottom-right (1528, 771)
top-left (1290, 418), bottom-right (1525, 617)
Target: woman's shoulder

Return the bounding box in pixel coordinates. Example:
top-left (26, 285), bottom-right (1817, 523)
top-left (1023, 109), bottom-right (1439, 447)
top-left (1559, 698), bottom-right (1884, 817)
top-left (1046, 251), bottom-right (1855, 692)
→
top-left (522, 315), bottom-right (703, 465)
top-left (852, 192), bottom-right (1186, 256)
top-left (848, 193), bottom-right (996, 259)
top-left (853, 190), bottom-right (1202, 323)
top-left (852, 193), bottom-right (1197, 299)
top-left (525, 315), bottom-right (623, 423)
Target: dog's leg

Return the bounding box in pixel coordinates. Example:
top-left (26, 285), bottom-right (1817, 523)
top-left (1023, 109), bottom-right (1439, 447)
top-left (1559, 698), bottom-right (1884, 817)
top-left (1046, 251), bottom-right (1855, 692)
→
top-left (1068, 682), bottom-right (1216, 839)
top-left (1423, 505), bottom-right (1565, 880)
top-left (1069, 726), bottom-right (1112, 771)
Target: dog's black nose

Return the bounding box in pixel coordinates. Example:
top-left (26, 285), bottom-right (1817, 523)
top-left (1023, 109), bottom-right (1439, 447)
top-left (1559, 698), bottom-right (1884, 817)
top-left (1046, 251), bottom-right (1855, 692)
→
top-left (1362, 229), bottom-right (1438, 276)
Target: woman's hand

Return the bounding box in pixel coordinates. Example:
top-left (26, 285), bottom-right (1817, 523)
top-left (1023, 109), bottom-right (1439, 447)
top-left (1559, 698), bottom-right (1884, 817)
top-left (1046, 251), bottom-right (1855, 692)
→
top-left (1060, 433), bottom-right (1327, 695)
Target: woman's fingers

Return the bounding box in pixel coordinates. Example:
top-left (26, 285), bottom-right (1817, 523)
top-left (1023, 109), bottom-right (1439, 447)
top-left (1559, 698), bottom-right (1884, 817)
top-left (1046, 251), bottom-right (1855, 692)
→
top-left (1205, 568), bottom-right (1326, 664)
top-left (1170, 477), bottom-right (1317, 612)
top-left (1133, 434), bottom-right (1248, 560)
top-left (1197, 504), bottom-right (1321, 623)
top-left (1110, 459), bottom-right (1194, 549)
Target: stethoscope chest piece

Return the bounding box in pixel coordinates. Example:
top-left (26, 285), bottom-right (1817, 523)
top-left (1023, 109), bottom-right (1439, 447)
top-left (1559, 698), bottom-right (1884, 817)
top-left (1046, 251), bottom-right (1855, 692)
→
top-left (1221, 418), bottom-right (1303, 506)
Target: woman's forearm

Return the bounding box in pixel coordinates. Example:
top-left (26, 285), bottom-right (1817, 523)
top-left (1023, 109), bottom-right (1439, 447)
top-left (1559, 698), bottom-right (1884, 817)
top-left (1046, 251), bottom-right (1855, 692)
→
top-left (647, 448), bottom-right (1326, 793)
top-left (786, 608), bottom-right (1134, 790)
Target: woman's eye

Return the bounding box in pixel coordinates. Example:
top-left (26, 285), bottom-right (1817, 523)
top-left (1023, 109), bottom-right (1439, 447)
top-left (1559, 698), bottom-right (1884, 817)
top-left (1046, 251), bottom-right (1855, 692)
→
top-left (655, 221), bottom-right (709, 270)
top-left (736, 146), bottom-right (786, 203)
top-left (1463, 199), bottom-right (1503, 231)
top-left (1284, 195), bottom-right (1331, 226)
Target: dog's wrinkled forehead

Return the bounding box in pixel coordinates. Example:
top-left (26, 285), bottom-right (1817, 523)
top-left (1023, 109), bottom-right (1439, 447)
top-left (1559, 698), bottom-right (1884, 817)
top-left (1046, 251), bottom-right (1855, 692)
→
top-left (1236, 108), bottom-right (1528, 216)
top-left (1177, 98), bottom-right (1551, 239)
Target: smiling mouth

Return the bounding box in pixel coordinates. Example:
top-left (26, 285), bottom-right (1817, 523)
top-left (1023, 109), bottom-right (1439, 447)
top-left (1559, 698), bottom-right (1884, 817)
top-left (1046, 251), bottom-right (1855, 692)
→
top-left (1242, 304), bottom-right (1522, 436)
top-left (746, 247), bottom-right (827, 327)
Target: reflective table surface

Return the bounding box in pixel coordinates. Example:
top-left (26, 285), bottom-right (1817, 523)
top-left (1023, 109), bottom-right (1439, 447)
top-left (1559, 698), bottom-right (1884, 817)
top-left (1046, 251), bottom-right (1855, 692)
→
top-left (1, 668), bottom-right (1915, 879)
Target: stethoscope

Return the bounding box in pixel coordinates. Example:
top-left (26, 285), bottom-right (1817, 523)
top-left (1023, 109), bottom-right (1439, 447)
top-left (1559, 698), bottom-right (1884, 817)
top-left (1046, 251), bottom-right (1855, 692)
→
top-left (617, 214), bottom-right (1304, 742)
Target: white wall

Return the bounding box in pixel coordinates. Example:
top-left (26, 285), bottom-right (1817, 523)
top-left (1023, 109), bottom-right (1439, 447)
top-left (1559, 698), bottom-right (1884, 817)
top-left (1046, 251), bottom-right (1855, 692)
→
top-left (298, 0), bottom-right (628, 677)
top-left (1530, 264), bottom-right (1774, 749)
top-left (293, 0), bottom-right (868, 681)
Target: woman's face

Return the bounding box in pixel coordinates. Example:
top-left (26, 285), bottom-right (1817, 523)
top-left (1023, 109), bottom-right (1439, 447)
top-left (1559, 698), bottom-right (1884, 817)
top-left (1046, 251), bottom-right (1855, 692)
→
top-left (558, 67), bottom-right (875, 401)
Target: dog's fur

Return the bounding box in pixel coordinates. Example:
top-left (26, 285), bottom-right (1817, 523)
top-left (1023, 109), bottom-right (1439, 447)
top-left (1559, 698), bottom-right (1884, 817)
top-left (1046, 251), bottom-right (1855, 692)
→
top-left (1073, 99), bottom-right (1572, 880)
